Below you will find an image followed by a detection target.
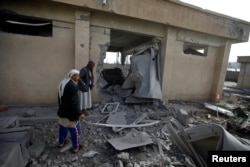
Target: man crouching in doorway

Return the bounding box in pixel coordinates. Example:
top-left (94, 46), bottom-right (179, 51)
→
top-left (57, 69), bottom-right (86, 153)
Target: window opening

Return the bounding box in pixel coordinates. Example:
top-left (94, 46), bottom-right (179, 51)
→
top-left (104, 52), bottom-right (121, 64)
top-left (183, 43), bottom-right (208, 57)
top-left (0, 10), bottom-right (52, 37)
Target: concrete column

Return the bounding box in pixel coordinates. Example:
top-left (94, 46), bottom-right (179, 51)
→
top-left (211, 41), bottom-right (231, 102)
top-left (161, 27), bottom-right (177, 102)
top-left (89, 26), bottom-right (110, 102)
top-left (75, 10), bottom-right (90, 69)
top-left (237, 56), bottom-right (250, 89)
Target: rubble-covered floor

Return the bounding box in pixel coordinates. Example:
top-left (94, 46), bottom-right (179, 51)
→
top-left (0, 85), bottom-right (249, 167)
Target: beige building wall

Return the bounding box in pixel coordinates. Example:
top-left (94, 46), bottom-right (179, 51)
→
top-left (0, 22), bottom-right (75, 104)
top-left (0, 1), bottom-right (77, 104)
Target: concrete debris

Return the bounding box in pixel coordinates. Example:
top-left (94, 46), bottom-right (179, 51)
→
top-left (0, 131), bottom-right (32, 147)
top-left (107, 129), bottom-right (153, 151)
top-left (114, 160), bottom-right (124, 167)
top-left (98, 43), bottom-right (162, 103)
top-left (175, 108), bottom-right (189, 126)
top-left (223, 105), bottom-right (250, 134)
top-left (82, 150), bottom-right (99, 158)
top-left (0, 141), bottom-right (30, 167)
top-left (0, 116), bottom-right (19, 129)
top-left (164, 117), bottom-right (250, 167)
top-left (0, 89), bottom-right (249, 166)
top-left (96, 74), bottom-right (108, 89)
top-left (99, 163), bottom-right (114, 167)
top-left (233, 107), bottom-right (248, 118)
top-left (117, 152), bottom-right (130, 163)
top-left (107, 111), bottom-right (127, 125)
top-left (59, 141), bottom-right (72, 153)
top-left (204, 102), bottom-right (234, 117)
top-left (122, 45), bottom-right (162, 100)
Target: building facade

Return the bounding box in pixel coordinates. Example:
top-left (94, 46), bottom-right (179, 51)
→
top-left (0, 0), bottom-right (250, 104)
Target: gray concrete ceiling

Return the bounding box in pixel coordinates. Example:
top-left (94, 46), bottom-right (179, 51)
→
top-left (109, 29), bottom-right (153, 52)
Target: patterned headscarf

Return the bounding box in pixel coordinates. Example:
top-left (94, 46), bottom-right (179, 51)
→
top-left (58, 69), bottom-right (79, 101)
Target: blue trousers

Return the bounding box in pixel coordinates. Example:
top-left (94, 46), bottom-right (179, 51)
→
top-left (59, 122), bottom-right (81, 149)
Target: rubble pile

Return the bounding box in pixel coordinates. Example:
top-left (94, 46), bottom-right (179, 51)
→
top-left (0, 91), bottom-right (250, 167)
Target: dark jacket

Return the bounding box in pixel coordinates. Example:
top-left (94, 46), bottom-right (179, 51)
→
top-left (78, 66), bottom-right (94, 92)
top-left (57, 80), bottom-right (81, 121)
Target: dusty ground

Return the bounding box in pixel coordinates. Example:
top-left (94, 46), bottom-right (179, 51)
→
top-left (0, 88), bottom-right (249, 167)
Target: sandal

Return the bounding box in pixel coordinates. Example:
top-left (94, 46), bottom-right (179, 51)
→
top-left (70, 144), bottom-right (83, 154)
top-left (58, 139), bottom-right (69, 148)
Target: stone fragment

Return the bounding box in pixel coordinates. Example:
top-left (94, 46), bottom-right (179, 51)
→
top-left (71, 156), bottom-right (79, 161)
top-left (117, 152), bottom-right (130, 163)
top-left (82, 150), bottom-right (99, 158)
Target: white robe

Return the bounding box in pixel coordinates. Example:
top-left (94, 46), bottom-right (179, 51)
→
top-left (79, 89), bottom-right (92, 110)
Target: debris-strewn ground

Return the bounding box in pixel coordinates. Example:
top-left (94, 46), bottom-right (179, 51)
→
top-left (0, 85), bottom-right (249, 167)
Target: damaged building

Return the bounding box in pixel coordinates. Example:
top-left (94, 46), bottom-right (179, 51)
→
top-left (1, 0), bottom-right (250, 105)
top-left (1, 1), bottom-right (250, 167)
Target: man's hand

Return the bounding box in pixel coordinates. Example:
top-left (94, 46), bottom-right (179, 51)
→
top-left (79, 114), bottom-right (86, 120)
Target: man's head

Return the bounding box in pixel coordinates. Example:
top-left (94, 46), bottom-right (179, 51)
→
top-left (69, 69), bottom-right (80, 82)
top-left (87, 60), bottom-right (95, 70)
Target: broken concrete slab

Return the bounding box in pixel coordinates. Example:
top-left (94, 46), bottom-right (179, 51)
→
top-left (107, 129), bottom-right (153, 151)
top-left (0, 141), bottom-right (30, 167)
top-left (0, 131), bottom-right (32, 147)
top-left (0, 116), bottom-right (19, 129)
top-left (204, 102), bottom-right (234, 117)
top-left (82, 150), bottom-right (99, 158)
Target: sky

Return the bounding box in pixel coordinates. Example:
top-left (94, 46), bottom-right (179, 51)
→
top-left (180, 0), bottom-right (250, 62)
